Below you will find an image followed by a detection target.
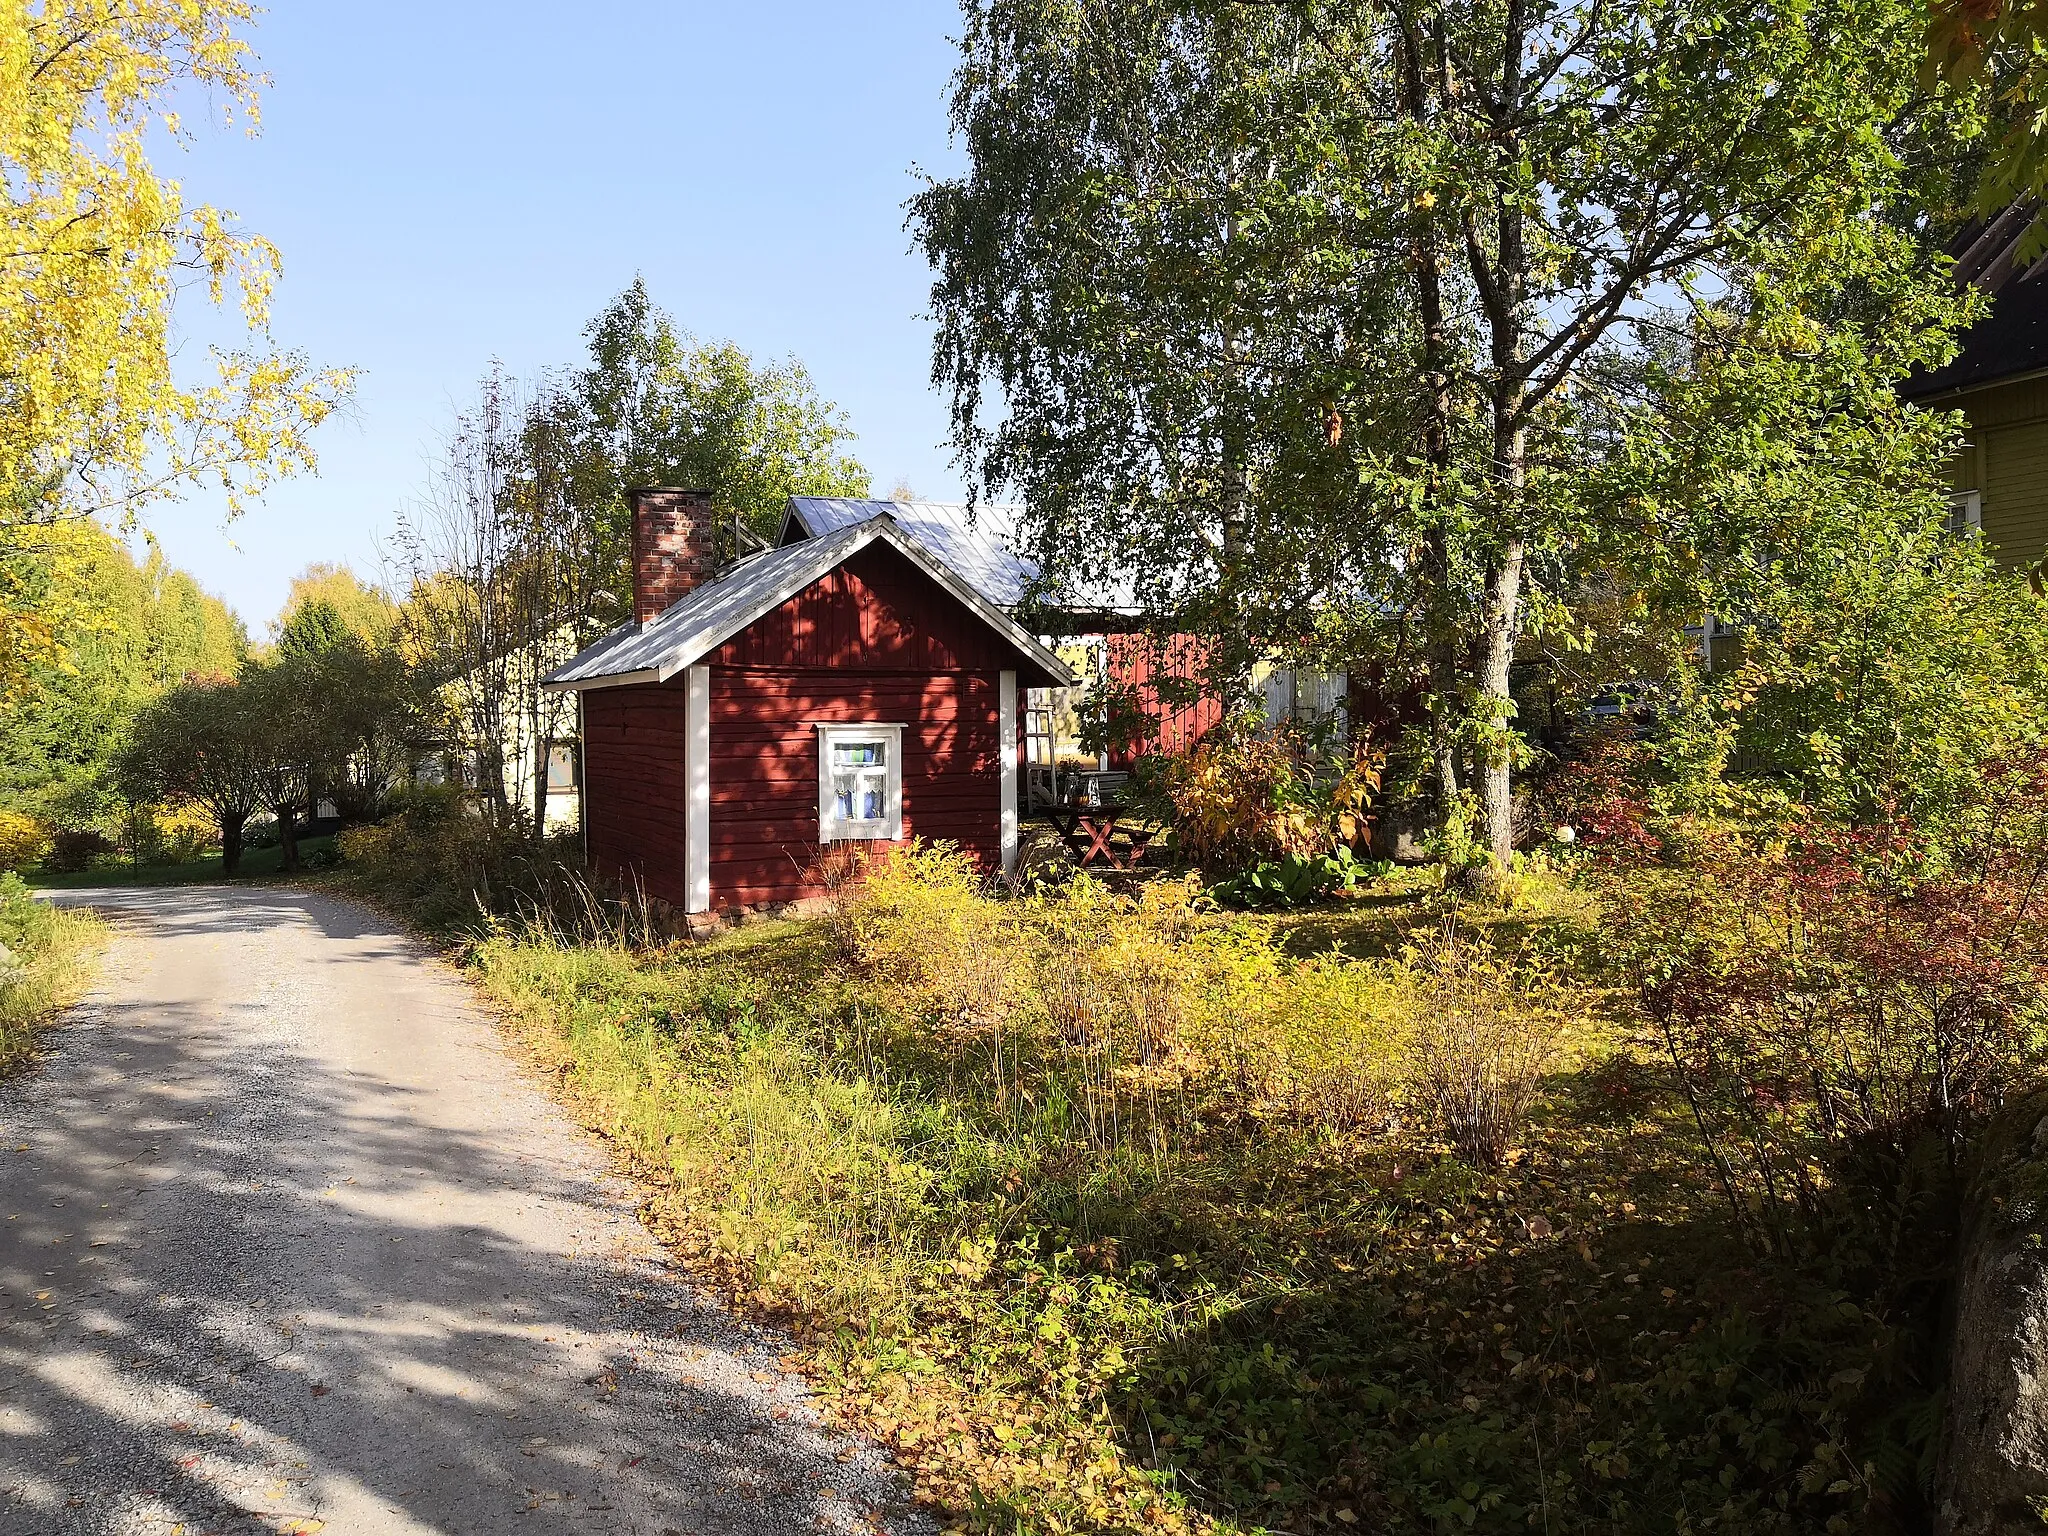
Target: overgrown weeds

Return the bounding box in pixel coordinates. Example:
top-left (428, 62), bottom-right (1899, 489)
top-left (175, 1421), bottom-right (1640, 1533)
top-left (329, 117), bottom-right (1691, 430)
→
top-left (1408, 921), bottom-right (1562, 1166)
top-left (457, 841), bottom-right (1906, 1535)
top-left (337, 785), bottom-right (653, 938)
top-left (0, 875), bottom-right (101, 1070)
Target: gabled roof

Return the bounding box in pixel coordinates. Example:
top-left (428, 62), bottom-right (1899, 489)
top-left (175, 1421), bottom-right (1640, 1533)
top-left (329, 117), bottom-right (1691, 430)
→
top-left (781, 498), bottom-right (1037, 607)
top-left (541, 514), bottom-right (1077, 693)
top-left (781, 496), bottom-right (1143, 624)
top-left (1903, 203), bottom-right (2048, 399)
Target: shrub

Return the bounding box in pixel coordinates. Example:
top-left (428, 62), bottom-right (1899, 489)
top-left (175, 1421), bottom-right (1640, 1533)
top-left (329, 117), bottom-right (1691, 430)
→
top-left (45, 827), bottom-right (116, 872)
top-left (1533, 727), bottom-right (1660, 857)
top-left (0, 811), bottom-right (50, 872)
top-left (1408, 924), bottom-right (1561, 1166)
top-left (1615, 754), bottom-right (2048, 1255)
top-left (1151, 725), bottom-right (1332, 873)
top-left (836, 843), bottom-right (1444, 1148)
top-left (1209, 846), bottom-right (1387, 908)
top-left (338, 790), bottom-right (564, 932)
top-left (121, 802), bottom-right (218, 866)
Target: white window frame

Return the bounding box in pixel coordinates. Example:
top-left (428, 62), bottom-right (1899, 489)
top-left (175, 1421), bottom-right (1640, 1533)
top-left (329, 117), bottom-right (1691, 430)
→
top-left (816, 723), bottom-right (905, 843)
top-left (1948, 489), bottom-right (1983, 538)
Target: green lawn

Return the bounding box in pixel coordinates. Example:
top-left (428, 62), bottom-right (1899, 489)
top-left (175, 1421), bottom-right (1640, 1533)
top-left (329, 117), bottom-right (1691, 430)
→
top-left (25, 835), bottom-right (338, 889)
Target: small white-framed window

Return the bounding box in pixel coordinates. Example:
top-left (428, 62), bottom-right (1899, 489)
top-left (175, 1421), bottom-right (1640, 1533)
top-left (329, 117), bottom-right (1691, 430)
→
top-left (816, 723), bottom-right (905, 843)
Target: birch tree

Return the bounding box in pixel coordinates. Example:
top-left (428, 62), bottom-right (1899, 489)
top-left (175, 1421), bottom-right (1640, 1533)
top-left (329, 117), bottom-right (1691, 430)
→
top-left (0, 1), bottom-right (352, 687)
top-left (396, 370), bottom-right (594, 837)
top-left (914, 0), bottom-right (1974, 875)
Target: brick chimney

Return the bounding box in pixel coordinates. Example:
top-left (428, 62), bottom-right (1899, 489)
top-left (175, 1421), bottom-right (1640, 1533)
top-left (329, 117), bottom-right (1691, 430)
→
top-left (629, 487), bottom-right (718, 626)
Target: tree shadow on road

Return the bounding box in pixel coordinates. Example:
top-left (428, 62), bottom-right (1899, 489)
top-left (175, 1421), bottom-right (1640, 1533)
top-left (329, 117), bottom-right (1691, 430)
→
top-left (3, 887), bottom-right (919, 1535)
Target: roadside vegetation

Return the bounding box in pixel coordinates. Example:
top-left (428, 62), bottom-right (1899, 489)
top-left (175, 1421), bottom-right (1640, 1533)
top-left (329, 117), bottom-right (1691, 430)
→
top-left (437, 818), bottom-right (2022, 1536)
top-left (0, 876), bottom-right (101, 1072)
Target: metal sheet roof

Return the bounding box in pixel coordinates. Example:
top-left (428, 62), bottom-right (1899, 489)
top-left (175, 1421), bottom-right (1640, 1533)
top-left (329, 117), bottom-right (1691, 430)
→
top-left (1903, 203), bottom-right (2048, 399)
top-left (541, 514), bottom-right (1077, 692)
top-left (783, 498), bottom-right (1037, 607)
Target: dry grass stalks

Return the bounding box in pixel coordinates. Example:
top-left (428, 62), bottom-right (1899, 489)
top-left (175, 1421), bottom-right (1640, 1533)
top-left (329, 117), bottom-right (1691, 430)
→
top-left (1409, 918), bottom-right (1559, 1166)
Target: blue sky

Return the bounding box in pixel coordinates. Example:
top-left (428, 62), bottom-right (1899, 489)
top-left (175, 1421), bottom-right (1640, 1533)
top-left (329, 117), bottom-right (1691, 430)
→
top-left (144, 0), bottom-right (971, 632)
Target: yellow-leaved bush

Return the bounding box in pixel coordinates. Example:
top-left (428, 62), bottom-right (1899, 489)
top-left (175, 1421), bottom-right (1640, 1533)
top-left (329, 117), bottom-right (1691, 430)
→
top-left (0, 810), bottom-right (47, 872)
top-left (836, 844), bottom-right (1438, 1150)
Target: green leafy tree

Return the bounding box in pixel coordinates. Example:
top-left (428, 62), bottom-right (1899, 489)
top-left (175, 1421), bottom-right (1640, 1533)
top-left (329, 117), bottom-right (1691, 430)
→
top-left (274, 564), bottom-right (397, 648)
top-left (0, 521), bottom-right (247, 833)
top-left (240, 652), bottom-right (341, 873)
top-left (274, 597), bottom-right (352, 661)
top-left (914, 0), bottom-right (1973, 873)
top-left (397, 290), bottom-right (869, 839)
top-left (1610, 329), bottom-right (2048, 836)
top-left (119, 679), bottom-right (264, 874)
top-left (571, 279), bottom-right (870, 607)
top-left (308, 634), bottom-right (432, 824)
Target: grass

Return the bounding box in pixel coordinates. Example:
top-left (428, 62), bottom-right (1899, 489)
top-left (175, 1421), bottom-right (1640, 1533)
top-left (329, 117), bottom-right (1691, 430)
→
top-left (25, 835), bottom-right (338, 889)
top-left (0, 874), bottom-right (104, 1071)
top-left (460, 858), bottom-right (1885, 1536)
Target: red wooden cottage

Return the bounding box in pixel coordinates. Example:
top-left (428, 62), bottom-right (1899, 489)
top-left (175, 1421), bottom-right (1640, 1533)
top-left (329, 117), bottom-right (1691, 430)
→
top-left (544, 488), bottom-right (1076, 915)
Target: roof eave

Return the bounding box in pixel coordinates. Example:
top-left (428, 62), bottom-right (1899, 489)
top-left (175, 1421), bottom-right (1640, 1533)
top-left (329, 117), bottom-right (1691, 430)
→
top-left (541, 513), bottom-right (1080, 690)
top-left (539, 666), bottom-right (663, 694)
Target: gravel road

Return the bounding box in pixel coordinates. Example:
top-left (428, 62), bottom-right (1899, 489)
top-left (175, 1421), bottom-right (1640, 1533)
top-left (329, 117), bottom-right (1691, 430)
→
top-left (0, 885), bottom-right (922, 1536)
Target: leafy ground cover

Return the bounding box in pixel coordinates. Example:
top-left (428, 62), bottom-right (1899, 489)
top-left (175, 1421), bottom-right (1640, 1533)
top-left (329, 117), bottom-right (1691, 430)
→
top-left (0, 875), bottom-right (102, 1071)
top-left (460, 850), bottom-right (1892, 1535)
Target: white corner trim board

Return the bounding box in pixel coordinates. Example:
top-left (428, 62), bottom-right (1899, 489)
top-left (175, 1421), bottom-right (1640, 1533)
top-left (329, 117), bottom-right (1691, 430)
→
top-left (999, 670), bottom-right (1019, 875)
top-left (685, 666), bottom-right (710, 914)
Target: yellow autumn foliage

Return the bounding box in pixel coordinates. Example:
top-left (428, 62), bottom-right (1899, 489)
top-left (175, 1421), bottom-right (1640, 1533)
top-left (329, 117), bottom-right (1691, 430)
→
top-left (839, 844), bottom-right (1422, 1144)
top-left (0, 1), bottom-right (353, 684)
top-left (0, 811), bottom-right (48, 871)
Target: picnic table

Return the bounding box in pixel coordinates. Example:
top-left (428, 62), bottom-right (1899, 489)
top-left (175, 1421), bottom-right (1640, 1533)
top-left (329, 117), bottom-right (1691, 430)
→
top-left (1043, 804), bottom-right (1158, 870)
top-left (1045, 806), bottom-right (1156, 868)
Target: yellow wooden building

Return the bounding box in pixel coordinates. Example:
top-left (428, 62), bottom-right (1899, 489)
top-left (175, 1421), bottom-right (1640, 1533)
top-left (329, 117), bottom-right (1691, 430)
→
top-left (1906, 206), bottom-right (2048, 570)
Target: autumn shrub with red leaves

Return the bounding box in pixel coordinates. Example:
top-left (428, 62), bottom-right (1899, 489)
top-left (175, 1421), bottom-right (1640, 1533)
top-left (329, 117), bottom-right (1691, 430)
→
top-left (1617, 753), bottom-right (2048, 1256)
top-left (1534, 726), bottom-right (1661, 858)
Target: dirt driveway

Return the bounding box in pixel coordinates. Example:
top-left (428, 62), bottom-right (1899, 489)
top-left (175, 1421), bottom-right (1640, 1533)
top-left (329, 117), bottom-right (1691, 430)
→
top-left (0, 885), bottom-right (918, 1536)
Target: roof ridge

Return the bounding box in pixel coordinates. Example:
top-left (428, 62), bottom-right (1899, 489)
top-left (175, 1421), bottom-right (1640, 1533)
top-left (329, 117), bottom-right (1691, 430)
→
top-left (541, 515), bottom-right (1072, 692)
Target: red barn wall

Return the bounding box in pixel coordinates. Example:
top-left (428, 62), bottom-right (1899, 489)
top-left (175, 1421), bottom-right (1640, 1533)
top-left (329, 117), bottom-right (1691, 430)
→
top-left (1103, 632), bottom-right (1225, 768)
top-left (581, 685), bottom-right (691, 911)
top-left (710, 543), bottom-right (1017, 673)
top-left (707, 670), bottom-right (1002, 905)
top-left (580, 541), bottom-right (1020, 911)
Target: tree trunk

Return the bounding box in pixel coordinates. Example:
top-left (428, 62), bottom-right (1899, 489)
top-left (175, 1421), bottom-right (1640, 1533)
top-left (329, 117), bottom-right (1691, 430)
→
top-left (221, 811), bottom-right (245, 876)
top-left (481, 740), bottom-right (513, 828)
top-left (278, 806), bottom-right (301, 873)
top-left (1939, 1092), bottom-right (2048, 1535)
top-left (1426, 532), bottom-right (1463, 829)
top-left (530, 696), bottom-right (551, 846)
top-left (1476, 533), bottom-right (1527, 866)
top-left (1471, 0), bottom-right (1532, 875)
top-left (1397, 13), bottom-right (1464, 835)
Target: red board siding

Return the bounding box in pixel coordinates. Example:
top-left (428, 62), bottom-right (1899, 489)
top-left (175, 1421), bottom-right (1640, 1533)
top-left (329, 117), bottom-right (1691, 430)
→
top-left (1104, 632), bottom-right (1225, 768)
top-left (581, 685), bottom-right (692, 910)
top-left (708, 668), bottom-right (1003, 906)
top-left (710, 544), bottom-right (1021, 673)
top-left (580, 541), bottom-right (1019, 911)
